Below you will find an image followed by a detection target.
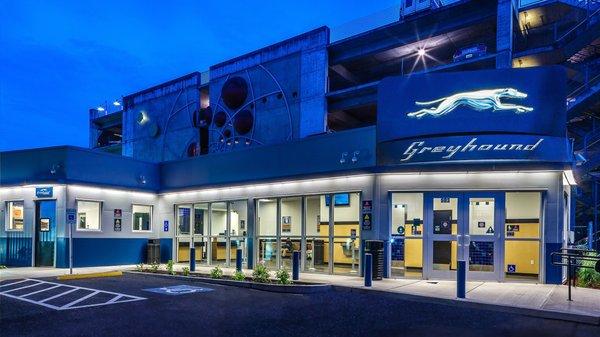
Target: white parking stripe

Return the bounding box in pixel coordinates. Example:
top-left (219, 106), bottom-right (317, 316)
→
top-left (0, 279), bottom-right (146, 311)
top-left (1, 281), bottom-right (44, 293)
top-left (39, 288), bottom-right (79, 303)
top-left (62, 291), bottom-right (100, 308)
top-left (21, 285), bottom-right (61, 298)
top-left (0, 279), bottom-right (30, 288)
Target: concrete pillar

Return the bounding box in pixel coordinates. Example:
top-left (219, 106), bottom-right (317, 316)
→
top-left (496, 0), bottom-right (516, 69)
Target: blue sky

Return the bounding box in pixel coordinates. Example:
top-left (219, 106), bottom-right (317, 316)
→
top-left (0, 0), bottom-right (398, 151)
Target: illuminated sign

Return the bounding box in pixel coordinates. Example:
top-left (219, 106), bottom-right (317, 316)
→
top-left (407, 88), bottom-right (533, 118)
top-left (35, 187), bottom-right (53, 198)
top-left (400, 137), bottom-right (543, 161)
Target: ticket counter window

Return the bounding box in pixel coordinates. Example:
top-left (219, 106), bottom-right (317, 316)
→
top-left (7, 201), bottom-right (24, 231)
top-left (390, 193), bottom-right (424, 278)
top-left (76, 201), bottom-right (101, 231)
top-left (132, 205), bottom-right (152, 232)
top-left (505, 192), bottom-right (541, 281)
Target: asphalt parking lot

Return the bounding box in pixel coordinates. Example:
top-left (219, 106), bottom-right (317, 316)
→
top-left (1, 273), bottom-right (599, 337)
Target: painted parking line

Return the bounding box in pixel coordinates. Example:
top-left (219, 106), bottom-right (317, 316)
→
top-left (0, 279), bottom-right (146, 311)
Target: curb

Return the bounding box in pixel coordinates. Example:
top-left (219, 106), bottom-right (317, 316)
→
top-left (57, 270), bottom-right (123, 280)
top-left (125, 271), bottom-right (332, 294)
top-left (332, 285), bottom-right (600, 326)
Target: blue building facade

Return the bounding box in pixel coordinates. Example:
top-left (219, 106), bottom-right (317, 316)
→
top-left (2, 0), bottom-right (596, 284)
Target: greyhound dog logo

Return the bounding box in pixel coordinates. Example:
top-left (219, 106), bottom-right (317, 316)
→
top-left (406, 88), bottom-right (533, 118)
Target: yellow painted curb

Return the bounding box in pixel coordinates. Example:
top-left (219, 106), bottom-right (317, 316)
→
top-left (57, 270), bottom-right (123, 280)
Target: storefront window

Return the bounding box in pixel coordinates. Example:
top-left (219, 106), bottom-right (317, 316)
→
top-left (505, 192), bottom-right (541, 281)
top-left (391, 193), bottom-right (423, 278)
top-left (77, 200), bottom-right (101, 231)
top-left (305, 195), bottom-right (328, 273)
top-left (280, 197), bottom-right (302, 270)
top-left (257, 198), bottom-right (278, 269)
top-left (230, 200), bottom-right (248, 268)
top-left (132, 205), bottom-right (152, 232)
top-left (210, 202), bottom-right (228, 266)
top-left (332, 193), bottom-right (360, 275)
top-left (6, 201), bottom-right (24, 231)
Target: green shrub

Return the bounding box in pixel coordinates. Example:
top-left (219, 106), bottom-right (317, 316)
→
top-left (0, 265), bottom-right (6, 269)
top-left (166, 260), bottom-right (174, 275)
top-left (275, 268), bottom-right (292, 285)
top-left (576, 252), bottom-right (600, 289)
top-left (150, 261), bottom-right (160, 273)
top-left (135, 263), bottom-right (144, 272)
top-left (182, 267), bottom-right (190, 276)
top-left (252, 262), bottom-right (270, 283)
top-left (210, 266), bottom-right (223, 279)
top-left (232, 271), bottom-right (246, 281)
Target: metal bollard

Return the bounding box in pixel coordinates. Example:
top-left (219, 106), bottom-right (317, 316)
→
top-left (457, 260), bottom-right (466, 299)
top-left (364, 253), bottom-right (372, 287)
top-left (190, 246), bottom-right (196, 272)
top-left (236, 248), bottom-right (243, 272)
top-left (292, 251), bottom-right (300, 281)
top-left (588, 221), bottom-right (594, 250)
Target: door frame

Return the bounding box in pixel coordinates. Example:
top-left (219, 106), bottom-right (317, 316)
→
top-left (33, 199), bottom-right (57, 267)
top-left (423, 191), bottom-right (505, 281)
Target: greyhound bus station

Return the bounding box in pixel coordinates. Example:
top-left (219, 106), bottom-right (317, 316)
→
top-left (2, 0), bottom-right (598, 286)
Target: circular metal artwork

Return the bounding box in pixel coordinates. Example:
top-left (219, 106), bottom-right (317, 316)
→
top-left (214, 111), bottom-right (227, 128)
top-left (234, 109), bottom-right (253, 135)
top-left (221, 76), bottom-right (248, 109)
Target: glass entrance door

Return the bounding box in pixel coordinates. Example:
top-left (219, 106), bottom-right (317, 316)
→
top-left (425, 192), bottom-right (503, 281)
top-left (35, 200), bottom-right (56, 267)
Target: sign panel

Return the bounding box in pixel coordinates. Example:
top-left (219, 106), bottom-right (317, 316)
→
top-left (114, 218), bottom-right (122, 232)
top-left (361, 200), bottom-right (373, 230)
top-left (377, 67), bottom-right (570, 165)
top-left (163, 220), bottom-right (169, 232)
top-left (35, 187), bottom-right (53, 198)
top-left (66, 208), bottom-right (77, 226)
top-left (114, 209), bottom-right (122, 218)
top-left (378, 67), bottom-right (566, 142)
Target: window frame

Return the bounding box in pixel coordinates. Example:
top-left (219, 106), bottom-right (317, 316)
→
top-left (132, 204), bottom-right (153, 233)
top-left (75, 199), bottom-right (103, 232)
top-left (5, 200), bottom-right (25, 232)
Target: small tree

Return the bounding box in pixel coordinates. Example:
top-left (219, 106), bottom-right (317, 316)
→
top-left (252, 262), bottom-right (270, 283)
top-left (210, 266), bottom-right (223, 279)
top-left (275, 268), bottom-right (292, 285)
top-left (166, 260), bottom-right (174, 275)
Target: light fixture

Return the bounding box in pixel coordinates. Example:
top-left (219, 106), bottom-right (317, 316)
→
top-left (113, 100), bottom-right (121, 107)
top-left (352, 150), bottom-right (360, 163)
top-left (340, 152), bottom-right (348, 164)
top-left (97, 106), bottom-right (105, 112)
top-left (417, 48), bottom-right (426, 57)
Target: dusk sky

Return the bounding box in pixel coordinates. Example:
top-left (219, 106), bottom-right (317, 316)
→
top-left (0, 0), bottom-right (398, 151)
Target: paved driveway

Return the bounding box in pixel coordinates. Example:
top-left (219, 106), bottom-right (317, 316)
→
top-left (1, 273), bottom-right (599, 337)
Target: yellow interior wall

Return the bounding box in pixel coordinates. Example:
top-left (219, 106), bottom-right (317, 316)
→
top-left (505, 240), bottom-right (539, 274)
top-left (318, 223), bottom-right (359, 237)
top-left (404, 239), bottom-right (423, 268)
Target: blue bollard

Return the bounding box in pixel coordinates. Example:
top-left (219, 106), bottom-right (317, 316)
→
top-left (236, 248), bottom-right (243, 272)
top-left (190, 246), bottom-right (196, 272)
top-left (364, 253), bottom-right (372, 287)
top-left (457, 260), bottom-right (466, 298)
top-left (292, 251), bottom-right (300, 281)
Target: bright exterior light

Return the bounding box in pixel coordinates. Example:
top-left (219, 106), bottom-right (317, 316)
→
top-left (113, 100), bottom-right (121, 106)
top-left (97, 106), bottom-right (105, 111)
top-left (417, 48), bottom-right (426, 56)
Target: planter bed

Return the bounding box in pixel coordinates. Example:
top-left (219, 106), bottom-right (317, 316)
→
top-left (125, 270), bottom-right (332, 294)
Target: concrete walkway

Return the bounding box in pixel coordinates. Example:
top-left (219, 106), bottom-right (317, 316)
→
top-left (2, 264), bottom-right (599, 324)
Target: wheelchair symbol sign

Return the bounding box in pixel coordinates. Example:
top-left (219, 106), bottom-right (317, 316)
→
top-left (143, 285), bottom-right (214, 296)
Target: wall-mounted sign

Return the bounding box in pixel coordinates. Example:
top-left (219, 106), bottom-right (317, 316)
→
top-left (35, 187), bottom-right (53, 198)
top-left (66, 208), bottom-right (76, 226)
top-left (362, 213), bottom-right (372, 231)
top-left (377, 67), bottom-right (569, 166)
top-left (361, 200), bottom-right (373, 231)
top-left (40, 218), bottom-right (50, 231)
top-left (114, 218), bottom-right (122, 232)
top-left (350, 229), bottom-right (357, 239)
top-left (163, 220), bottom-right (169, 232)
top-left (507, 264), bottom-right (516, 273)
top-left (114, 209), bottom-right (122, 218)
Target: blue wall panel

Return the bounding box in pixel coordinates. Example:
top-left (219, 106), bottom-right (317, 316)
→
top-left (72, 238), bottom-right (149, 267)
top-left (545, 242), bottom-right (563, 284)
top-left (0, 234), bottom-right (32, 267)
top-left (55, 237), bottom-right (69, 268)
top-left (160, 238), bottom-right (173, 263)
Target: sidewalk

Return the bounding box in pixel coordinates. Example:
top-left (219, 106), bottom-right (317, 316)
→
top-left (2, 264), bottom-right (599, 324)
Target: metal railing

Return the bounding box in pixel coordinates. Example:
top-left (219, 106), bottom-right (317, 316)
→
top-left (550, 247), bottom-right (600, 301)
